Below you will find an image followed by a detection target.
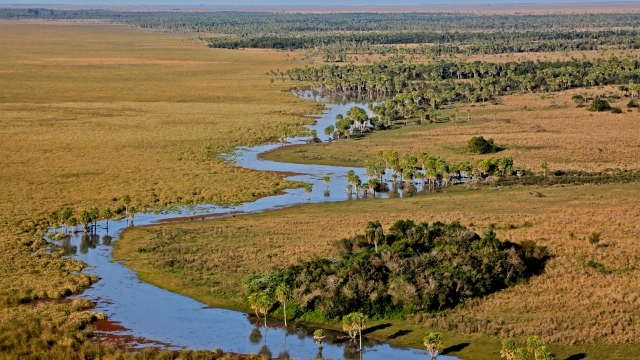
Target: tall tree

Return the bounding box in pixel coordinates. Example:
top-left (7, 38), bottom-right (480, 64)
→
top-left (275, 283), bottom-right (292, 327)
top-left (365, 220), bottom-right (384, 252)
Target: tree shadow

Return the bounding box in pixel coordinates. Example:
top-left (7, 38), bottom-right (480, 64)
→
top-left (441, 343), bottom-right (470, 355)
top-left (361, 323), bottom-right (392, 335)
top-left (387, 329), bottom-right (412, 340)
top-left (565, 354), bottom-right (587, 360)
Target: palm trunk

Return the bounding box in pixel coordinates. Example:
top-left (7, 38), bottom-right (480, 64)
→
top-left (283, 303), bottom-right (287, 327)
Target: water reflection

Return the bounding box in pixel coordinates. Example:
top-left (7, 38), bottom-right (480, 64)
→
top-left (102, 234), bottom-right (113, 246)
top-left (293, 88), bottom-right (391, 104)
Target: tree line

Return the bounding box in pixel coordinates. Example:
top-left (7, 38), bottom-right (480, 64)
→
top-left (206, 28), bottom-right (640, 53)
top-left (47, 195), bottom-right (137, 238)
top-left (4, 9), bottom-right (640, 35)
top-left (285, 56), bottom-right (640, 110)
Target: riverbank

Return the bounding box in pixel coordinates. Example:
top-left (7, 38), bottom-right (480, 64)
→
top-left (115, 181), bottom-right (640, 360)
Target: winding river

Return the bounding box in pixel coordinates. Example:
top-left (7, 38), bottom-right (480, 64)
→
top-left (61, 91), bottom-right (457, 360)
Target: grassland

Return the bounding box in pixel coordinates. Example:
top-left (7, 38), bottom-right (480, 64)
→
top-left (117, 181), bottom-right (640, 359)
top-left (0, 20), bottom-right (318, 358)
top-left (263, 88), bottom-right (640, 172)
top-left (0, 21), bottom-right (321, 226)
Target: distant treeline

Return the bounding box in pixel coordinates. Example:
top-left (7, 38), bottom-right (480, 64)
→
top-left (205, 29), bottom-right (640, 52)
top-left (3, 8), bottom-right (640, 35)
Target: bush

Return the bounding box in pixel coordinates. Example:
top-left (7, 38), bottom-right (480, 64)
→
top-left (611, 107), bottom-right (623, 114)
top-left (627, 99), bottom-right (638, 108)
top-left (572, 94), bottom-right (586, 107)
top-left (251, 221), bottom-right (548, 319)
top-left (589, 98), bottom-right (611, 112)
top-left (467, 136), bottom-right (497, 154)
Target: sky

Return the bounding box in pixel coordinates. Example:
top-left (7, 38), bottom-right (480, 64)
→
top-left (0, 0), bottom-right (629, 6)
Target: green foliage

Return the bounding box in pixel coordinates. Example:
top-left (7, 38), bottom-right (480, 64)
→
top-left (501, 336), bottom-right (554, 360)
top-left (611, 106), bottom-right (623, 113)
top-left (589, 98), bottom-right (612, 112)
top-left (572, 94), bottom-right (586, 107)
top-left (255, 221), bottom-right (547, 320)
top-left (468, 136), bottom-right (497, 154)
top-left (423, 332), bottom-right (444, 360)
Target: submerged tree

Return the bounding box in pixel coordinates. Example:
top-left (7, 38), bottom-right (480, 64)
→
top-left (423, 332), bottom-right (443, 360)
top-left (313, 329), bottom-right (326, 349)
top-left (343, 312), bottom-right (366, 352)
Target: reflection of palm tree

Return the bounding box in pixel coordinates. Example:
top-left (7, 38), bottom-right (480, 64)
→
top-left (258, 344), bottom-right (272, 359)
top-left (102, 234), bottom-right (113, 246)
top-left (249, 324), bottom-right (262, 344)
top-left (315, 348), bottom-right (324, 360)
top-left (80, 233), bottom-right (91, 254)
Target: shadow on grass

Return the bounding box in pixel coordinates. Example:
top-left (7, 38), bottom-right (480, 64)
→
top-left (361, 323), bottom-right (392, 336)
top-left (441, 343), bottom-right (470, 355)
top-left (387, 329), bottom-right (412, 340)
top-left (565, 354), bottom-right (587, 360)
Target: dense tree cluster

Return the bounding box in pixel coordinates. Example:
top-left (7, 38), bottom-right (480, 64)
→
top-left (285, 56), bottom-right (640, 118)
top-left (206, 29), bottom-right (640, 53)
top-left (249, 221), bottom-right (547, 320)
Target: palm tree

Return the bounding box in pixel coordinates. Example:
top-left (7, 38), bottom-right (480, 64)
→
top-left (79, 210), bottom-right (91, 233)
top-left (365, 220), bottom-right (384, 252)
top-left (323, 174), bottom-right (330, 191)
top-left (346, 184), bottom-right (353, 196)
top-left (275, 283), bottom-right (292, 327)
top-left (60, 207), bottom-right (73, 233)
top-left (102, 208), bottom-right (114, 232)
top-left (343, 312), bottom-right (366, 352)
top-left (68, 217), bottom-right (78, 233)
top-left (48, 210), bottom-right (60, 234)
top-left (423, 332), bottom-right (443, 360)
top-left (526, 336), bottom-right (544, 360)
top-left (367, 178), bottom-right (378, 198)
top-left (89, 207), bottom-right (100, 233)
top-left (256, 292), bottom-right (274, 328)
top-left (128, 206), bottom-right (138, 226)
top-left (305, 184), bottom-right (313, 201)
top-left (540, 161), bottom-right (549, 178)
top-left (500, 339), bottom-right (517, 360)
top-left (313, 329), bottom-right (325, 349)
top-left (122, 194), bottom-right (131, 217)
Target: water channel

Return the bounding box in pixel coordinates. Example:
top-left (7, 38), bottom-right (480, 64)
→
top-left (58, 91), bottom-right (458, 360)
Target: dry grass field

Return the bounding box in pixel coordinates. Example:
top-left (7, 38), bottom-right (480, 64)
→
top-left (117, 181), bottom-right (640, 359)
top-left (263, 88), bottom-right (640, 172)
top-left (0, 20), bottom-right (321, 226)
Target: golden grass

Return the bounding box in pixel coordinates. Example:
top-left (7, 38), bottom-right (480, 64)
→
top-left (0, 20), bottom-right (321, 225)
top-left (263, 87), bottom-right (640, 172)
top-left (117, 182), bottom-right (640, 358)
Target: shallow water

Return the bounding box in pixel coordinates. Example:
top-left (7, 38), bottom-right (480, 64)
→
top-left (59, 92), bottom-right (459, 360)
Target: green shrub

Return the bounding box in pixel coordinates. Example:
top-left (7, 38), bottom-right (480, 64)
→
top-left (589, 98), bottom-right (612, 112)
top-left (467, 136), bottom-right (497, 154)
top-left (611, 107), bottom-right (623, 114)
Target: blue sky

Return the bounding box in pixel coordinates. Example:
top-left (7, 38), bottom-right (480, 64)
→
top-left (0, 0), bottom-right (624, 6)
